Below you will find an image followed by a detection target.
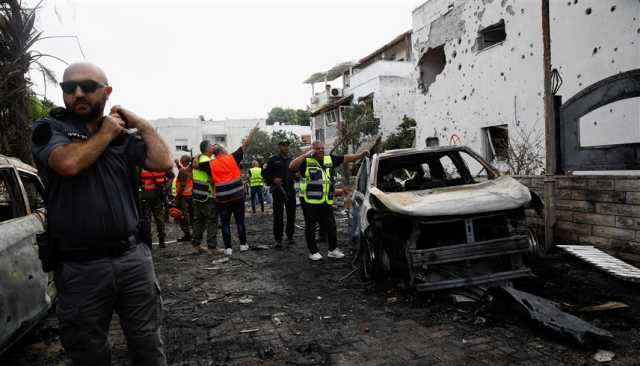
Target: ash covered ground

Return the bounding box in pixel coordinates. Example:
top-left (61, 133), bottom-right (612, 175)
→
top-left (3, 207), bottom-right (640, 365)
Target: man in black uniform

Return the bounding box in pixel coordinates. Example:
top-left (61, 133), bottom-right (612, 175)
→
top-left (262, 140), bottom-right (297, 248)
top-left (31, 62), bottom-right (171, 366)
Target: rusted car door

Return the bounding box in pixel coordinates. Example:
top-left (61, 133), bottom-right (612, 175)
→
top-left (0, 166), bottom-right (51, 355)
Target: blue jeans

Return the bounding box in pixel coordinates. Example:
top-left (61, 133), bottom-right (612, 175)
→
top-left (218, 200), bottom-right (247, 249)
top-left (250, 186), bottom-right (264, 213)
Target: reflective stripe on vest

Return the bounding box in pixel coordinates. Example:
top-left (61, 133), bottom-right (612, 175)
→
top-left (140, 170), bottom-right (161, 191)
top-left (152, 171), bottom-right (166, 184)
top-left (171, 177), bottom-right (177, 196)
top-left (211, 154), bottom-right (244, 203)
top-left (300, 155), bottom-right (334, 205)
top-left (193, 155), bottom-right (213, 202)
top-left (249, 167), bottom-right (263, 187)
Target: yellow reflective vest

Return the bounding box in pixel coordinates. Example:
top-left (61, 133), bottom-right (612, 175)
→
top-left (300, 155), bottom-right (334, 205)
top-left (249, 167), bottom-right (264, 187)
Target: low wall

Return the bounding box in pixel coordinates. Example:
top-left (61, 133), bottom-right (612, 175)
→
top-left (515, 175), bottom-right (640, 265)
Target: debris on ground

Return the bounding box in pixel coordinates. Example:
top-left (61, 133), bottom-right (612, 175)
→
top-left (579, 302), bottom-right (629, 313)
top-left (594, 350), bottom-right (615, 362)
top-left (558, 245), bottom-right (640, 282)
top-left (491, 286), bottom-right (613, 344)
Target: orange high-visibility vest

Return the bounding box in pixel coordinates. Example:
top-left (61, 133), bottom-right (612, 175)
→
top-left (210, 154), bottom-right (243, 203)
top-left (177, 177), bottom-right (193, 197)
top-left (140, 170), bottom-right (165, 191)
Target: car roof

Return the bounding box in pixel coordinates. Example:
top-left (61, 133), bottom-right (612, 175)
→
top-left (0, 154), bottom-right (38, 174)
top-left (376, 145), bottom-right (470, 159)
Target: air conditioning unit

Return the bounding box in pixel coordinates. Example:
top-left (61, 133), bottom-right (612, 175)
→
top-left (331, 88), bottom-right (342, 97)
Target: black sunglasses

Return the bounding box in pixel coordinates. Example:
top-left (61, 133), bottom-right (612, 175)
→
top-left (59, 80), bottom-right (107, 94)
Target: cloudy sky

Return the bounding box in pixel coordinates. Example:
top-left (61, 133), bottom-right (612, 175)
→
top-left (31, 0), bottom-right (423, 120)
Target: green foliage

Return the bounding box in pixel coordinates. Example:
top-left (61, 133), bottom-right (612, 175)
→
top-left (266, 107), bottom-right (310, 126)
top-left (28, 96), bottom-right (55, 121)
top-left (1, 1), bottom-right (58, 163)
top-left (243, 129), bottom-right (303, 167)
top-left (383, 115), bottom-right (416, 151)
top-left (338, 103), bottom-right (380, 154)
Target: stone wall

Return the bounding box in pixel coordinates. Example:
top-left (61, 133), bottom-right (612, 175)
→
top-left (516, 175), bottom-right (640, 265)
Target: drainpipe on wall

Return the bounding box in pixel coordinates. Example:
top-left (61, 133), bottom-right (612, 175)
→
top-left (542, 0), bottom-right (556, 251)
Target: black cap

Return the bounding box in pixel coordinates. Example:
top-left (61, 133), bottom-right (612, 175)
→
top-left (278, 140), bottom-right (290, 146)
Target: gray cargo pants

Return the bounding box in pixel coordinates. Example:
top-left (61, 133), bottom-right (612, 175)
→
top-left (54, 243), bottom-right (166, 366)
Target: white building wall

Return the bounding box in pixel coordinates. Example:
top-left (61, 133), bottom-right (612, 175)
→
top-left (411, 0), bottom-right (639, 163)
top-left (412, 0), bottom-right (544, 157)
top-left (151, 117), bottom-right (202, 161)
top-left (551, 0), bottom-right (640, 147)
top-left (374, 76), bottom-right (417, 135)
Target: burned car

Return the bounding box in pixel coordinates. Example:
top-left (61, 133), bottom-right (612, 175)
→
top-left (351, 146), bottom-right (537, 291)
top-left (0, 154), bottom-right (53, 355)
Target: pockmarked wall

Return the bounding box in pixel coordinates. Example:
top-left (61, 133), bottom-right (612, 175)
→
top-left (411, 0), bottom-right (639, 161)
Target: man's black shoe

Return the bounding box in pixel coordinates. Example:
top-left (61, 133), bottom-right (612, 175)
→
top-left (274, 239), bottom-right (283, 249)
top-left (178, 235), bottom-right (192, 242)
top-left (287, 238), bottom-right (296, 246)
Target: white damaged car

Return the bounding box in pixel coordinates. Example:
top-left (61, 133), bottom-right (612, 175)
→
top-left (351, 146), bottom-right (539, 291)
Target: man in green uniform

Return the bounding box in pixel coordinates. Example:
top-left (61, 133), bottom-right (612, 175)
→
top-left (191, 140), bottom-right (221, 254)
top-left (139, 170), bottom-right (167, 248)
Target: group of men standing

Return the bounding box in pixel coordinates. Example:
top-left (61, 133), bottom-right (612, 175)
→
top-left (140, 135), bottom-right (369, 262)
top-left (31, 61), bottom-right (369, 365)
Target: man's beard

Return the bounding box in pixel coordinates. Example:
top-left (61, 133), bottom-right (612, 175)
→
top-left (65, 98), bottom-right (106, 123)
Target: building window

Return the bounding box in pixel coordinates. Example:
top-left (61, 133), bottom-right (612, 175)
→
top-left (477, 20), bottom-right (506, 51)
top-left (482, 125), bottom-right (509, 162)
top-left (418, 45), bottom-right (446, 93)
top-left (325, 110), bottom-right (339, 126)
top-left (175, 138), bottom-right (189, 152)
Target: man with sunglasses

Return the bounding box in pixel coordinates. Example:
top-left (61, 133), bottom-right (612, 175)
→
top-left (31, 62), bottom-right (171, 366)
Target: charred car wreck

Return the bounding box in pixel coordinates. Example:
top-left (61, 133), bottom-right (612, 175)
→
top-left (352, 146), bottom-right (537, 291)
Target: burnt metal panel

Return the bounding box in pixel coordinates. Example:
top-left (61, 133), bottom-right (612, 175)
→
top-left (559, 68), bottom-right (640, 172)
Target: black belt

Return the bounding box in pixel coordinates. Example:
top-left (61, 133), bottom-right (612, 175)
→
top-left (56, 234), bottom-right (138, 262)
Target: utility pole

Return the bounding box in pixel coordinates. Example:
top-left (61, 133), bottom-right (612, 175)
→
top-left (542, 0), bottom-right (556, 250)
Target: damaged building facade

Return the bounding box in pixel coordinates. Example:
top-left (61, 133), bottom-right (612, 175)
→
top-left (412, 0), bottom-right (639, 169)
top-left (306, 31), bottom-right (416, 146)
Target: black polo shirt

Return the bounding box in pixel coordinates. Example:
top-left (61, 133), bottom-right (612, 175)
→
top-left (262, 154), bottom-right (295, 193)
top-left (31, 110), bottom-right (147, 244)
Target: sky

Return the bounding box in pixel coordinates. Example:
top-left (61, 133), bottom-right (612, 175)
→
top-left (31, 0), bottom-right (424, 120)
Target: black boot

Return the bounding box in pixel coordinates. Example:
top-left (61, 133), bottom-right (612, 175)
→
top-left (178, 234), bottom-right (191, 242)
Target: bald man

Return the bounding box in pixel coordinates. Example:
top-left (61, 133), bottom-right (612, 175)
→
top-left (31, 62), bottom-right (170, 365)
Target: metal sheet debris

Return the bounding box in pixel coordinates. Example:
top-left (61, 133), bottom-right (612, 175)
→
top-left (494, 286), bottom-right (613, 344)
top-left (557, 245), bottom-right (640, 283)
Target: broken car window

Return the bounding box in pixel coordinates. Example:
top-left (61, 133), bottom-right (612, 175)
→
top-left (376, 149), bottom-right (496, 192)
top-left (0, 169), bottom-right (21, 221)
top-left (19, 172), bottom-right (45, 212)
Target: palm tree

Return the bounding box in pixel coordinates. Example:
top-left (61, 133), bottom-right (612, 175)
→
top-left (0, 0), bottom-right (59, 163)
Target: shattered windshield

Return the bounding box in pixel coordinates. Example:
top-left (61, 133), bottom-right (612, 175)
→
top-left (376, 150), bottom-right (496, 192)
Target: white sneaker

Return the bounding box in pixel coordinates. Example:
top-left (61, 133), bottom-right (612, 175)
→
top-left (327, 248), bottom-right (345, 259)
top-left (240, 244), bottom-right (249, 252)
top-left (308, 252), bottom-right (323, 261)
top-left (224, 248), bottom-right (233, 256)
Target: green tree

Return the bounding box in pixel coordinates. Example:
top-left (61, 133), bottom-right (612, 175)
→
top-left (1, 1), bottom-right (58, 163)
top-left (338, 103), bottom-right (380, 154)
top-left (383, 115), bottom-right (416, 151)
top-left (243, 129), bottom-right (303, 168)
top-left (266, 107), bottom-right (310, 126)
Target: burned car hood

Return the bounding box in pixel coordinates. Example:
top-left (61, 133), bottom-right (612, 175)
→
top-left (369, 175), bottom-right (531, 217)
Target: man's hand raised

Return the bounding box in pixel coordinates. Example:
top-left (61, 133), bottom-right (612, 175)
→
top-left (99, 114), bottom-right (126, 140)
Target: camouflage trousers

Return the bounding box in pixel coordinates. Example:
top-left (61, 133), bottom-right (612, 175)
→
top-left (176, 196), bottom-right (192, 236)
top-left (192, 198), bottom-right (219, 248)
top-left (141, 196), bottom-right (166, 242)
